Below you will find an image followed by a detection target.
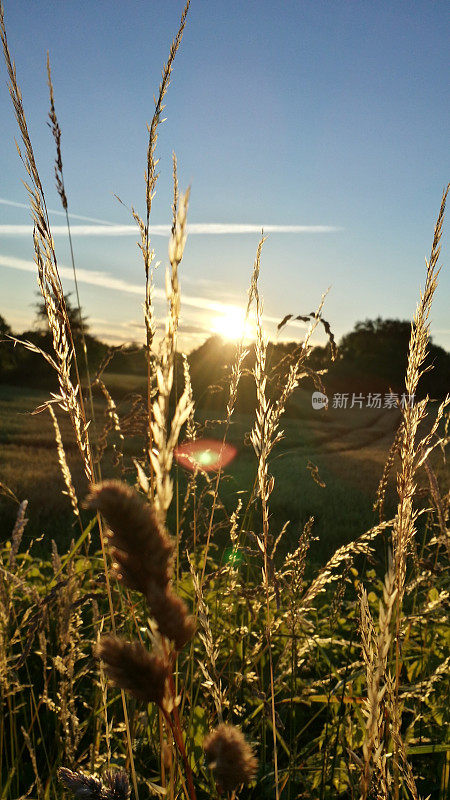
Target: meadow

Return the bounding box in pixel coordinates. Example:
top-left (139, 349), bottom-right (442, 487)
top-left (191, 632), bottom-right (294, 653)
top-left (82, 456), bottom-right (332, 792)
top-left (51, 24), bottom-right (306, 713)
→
top-left (0, 1), bottom-right (449, 799)
top-left (0, 378), bottom-right (403, 558)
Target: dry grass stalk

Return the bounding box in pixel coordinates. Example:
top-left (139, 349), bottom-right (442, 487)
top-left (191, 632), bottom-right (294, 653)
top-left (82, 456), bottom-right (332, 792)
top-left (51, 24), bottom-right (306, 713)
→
top-left (227, 237), bottom-right (264, 419)
top-left (221, 499), bottom-right (243, 600)
top-left (47, 55), bottom-right (96, 446)
top-left (301, 519), bottom-right (393, 611)
top-left (150, 189), bottom-right (193, 521)
top-left (130, 1), bottom-right (189, 475)
top-left (393, 185), bottom-right (449, 602)
top-left (95, 378), bottom-right (124, 465)
top-left (8, 499), bottom-right (28, 569)
top-left (48, 405), bottom-right (80, 518)
top-left (182, 354), bottom-right (197, 441)
top-left (144, 2), bottom-right (190, 232)
top-left (358, 558), bottom-right (397, 800)
top-left (248, 251), bottom-right (281, 800)
top-left (204, 723), bottom-right (257, 793)
top-left (21, 725), bottom-right (44, 800)
top-left (386, 673), bottom-right (422, 800)
top-left (46, 52), bottom-right (67, 209)
top-left (389, 184), bottom-right (449, 796)
top-left (423, 462), bottom-right (450, 559)
top-left (0, 4), bottom-right (93, 481)
top-left (199, 236), bottom-right (266, 590)
top-left (188, 554), bottom-right (226, 720)
top-left (374, 420), bottom-right (403, 521)
top-left (51, 540), bottom-right (82, 763)
top-left (92, 606), bottom-right (112, 771)
top-left (171, 151), bottom-right (179, 234)
top-left (282, 516), bottom-right (314, 618)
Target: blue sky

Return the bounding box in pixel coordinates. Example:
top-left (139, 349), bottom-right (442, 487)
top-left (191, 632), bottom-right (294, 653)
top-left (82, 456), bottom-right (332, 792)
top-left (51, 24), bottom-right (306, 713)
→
top-left (0, 0), bottom-right (449, 351)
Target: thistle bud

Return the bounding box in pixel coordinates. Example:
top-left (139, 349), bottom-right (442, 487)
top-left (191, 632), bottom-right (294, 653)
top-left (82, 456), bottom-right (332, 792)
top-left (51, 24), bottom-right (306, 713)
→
top-left (58, 767), bottom-right (130, 800)
top-left (58, 768), bottom-right (103, 800)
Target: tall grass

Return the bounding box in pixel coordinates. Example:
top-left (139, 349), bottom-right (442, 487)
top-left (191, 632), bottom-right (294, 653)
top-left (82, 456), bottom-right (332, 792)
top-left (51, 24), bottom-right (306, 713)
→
top-left (0, 1), bottom-right (449, 798)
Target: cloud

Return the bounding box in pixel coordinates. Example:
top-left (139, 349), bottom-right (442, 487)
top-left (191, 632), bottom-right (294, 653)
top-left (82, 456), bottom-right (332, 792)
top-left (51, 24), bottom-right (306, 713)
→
top-left (0, 253), bottom-right (243, 315)
top-left (0, 252), bottom-right (309, 332)
top-left (0, 223), bottom-right (341, 237)
top-left (0, 196), bottom-right (116, 226)
top-left (0, 197), bottom-right (343, 237)
top-left (0, 197), bottom-right (341, 236)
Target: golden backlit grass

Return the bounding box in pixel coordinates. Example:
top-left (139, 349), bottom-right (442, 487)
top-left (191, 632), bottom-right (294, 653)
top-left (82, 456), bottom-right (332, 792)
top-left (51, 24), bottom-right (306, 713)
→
top-left (0, 1), bottom-right (449, 798)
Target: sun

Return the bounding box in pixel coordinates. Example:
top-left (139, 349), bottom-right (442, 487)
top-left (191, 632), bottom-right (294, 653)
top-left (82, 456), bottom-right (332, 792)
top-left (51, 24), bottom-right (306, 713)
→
top-left (210, 307), bottom-right (254, 341)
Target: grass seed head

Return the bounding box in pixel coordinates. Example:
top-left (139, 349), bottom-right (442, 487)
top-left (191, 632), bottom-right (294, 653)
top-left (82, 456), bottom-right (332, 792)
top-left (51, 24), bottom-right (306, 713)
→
top-left (203, 723), bottom-right (257, 792)
top-left (94, 636), bottom-right (170, 707)
top-left (85, 480), bottom-right (174, 594)
top-left (148, 583), bottom-right (196, 650)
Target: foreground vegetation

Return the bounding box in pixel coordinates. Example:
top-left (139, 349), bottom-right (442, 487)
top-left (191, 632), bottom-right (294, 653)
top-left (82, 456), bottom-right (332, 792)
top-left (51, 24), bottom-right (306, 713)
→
top-left (0, 2), bottom-right (449, 799)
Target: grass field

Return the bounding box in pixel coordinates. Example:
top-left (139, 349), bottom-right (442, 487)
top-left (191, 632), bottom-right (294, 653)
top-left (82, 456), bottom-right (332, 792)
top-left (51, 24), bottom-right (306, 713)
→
top-left (1, 375), bottom-right (443, 563)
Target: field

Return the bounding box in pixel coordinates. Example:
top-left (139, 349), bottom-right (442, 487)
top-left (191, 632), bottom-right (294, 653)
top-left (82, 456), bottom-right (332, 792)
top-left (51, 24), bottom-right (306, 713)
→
top-left (0, 376), bottom-right (408, 560)
top-left (1, 366), bottom-right (448, 799)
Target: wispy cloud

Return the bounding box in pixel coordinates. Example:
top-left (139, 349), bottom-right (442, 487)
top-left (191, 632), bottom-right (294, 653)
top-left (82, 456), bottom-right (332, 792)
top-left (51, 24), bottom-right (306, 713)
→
top-left (0, 252), bottom-right (308, 331)
top-left (0, 197), bottom-right (341, 236)
top-left (0, 223), bottom-right (341, 237)
top-left (0, 253), bottom-right (231, 314)
top-left (0, 196), bottom-right (116, 226)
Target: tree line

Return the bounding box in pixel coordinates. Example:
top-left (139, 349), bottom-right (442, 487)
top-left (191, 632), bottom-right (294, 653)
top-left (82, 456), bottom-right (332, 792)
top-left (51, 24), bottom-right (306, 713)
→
top-left (1, 300), bottom-right (449, 405)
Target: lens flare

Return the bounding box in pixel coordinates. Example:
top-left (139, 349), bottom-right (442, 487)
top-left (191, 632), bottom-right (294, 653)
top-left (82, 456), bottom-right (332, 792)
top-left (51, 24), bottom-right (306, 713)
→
top-left (210, 307), bottom-right (255, 341)
top-left (174, 439), bottom-right (237, 473)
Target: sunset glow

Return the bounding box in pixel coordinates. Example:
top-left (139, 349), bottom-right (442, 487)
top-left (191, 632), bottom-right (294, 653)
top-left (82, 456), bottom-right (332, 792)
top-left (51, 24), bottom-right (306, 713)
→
top-left (210, 307), bottom-right (254, 341)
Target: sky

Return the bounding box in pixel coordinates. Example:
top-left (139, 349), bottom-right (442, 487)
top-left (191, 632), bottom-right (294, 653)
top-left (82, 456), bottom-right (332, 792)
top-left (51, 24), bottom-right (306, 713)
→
top-left (0, 0), bottom-right (449, 353)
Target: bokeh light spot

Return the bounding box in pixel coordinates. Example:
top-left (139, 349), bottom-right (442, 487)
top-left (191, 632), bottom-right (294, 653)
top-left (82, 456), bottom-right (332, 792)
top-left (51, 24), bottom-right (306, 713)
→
top-left (174, 438), bottom-right (237, 473)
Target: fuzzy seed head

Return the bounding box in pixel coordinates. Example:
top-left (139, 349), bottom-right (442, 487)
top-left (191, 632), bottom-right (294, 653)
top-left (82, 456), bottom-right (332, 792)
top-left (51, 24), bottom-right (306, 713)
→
top-left (85, 480), bottom-right (174, 594)
top-left (204, 723), bottom-right (257, 792)
top-left (148, 583), bottom-right (196, 650)
top-left (94, 636), bottom-right (170, 707)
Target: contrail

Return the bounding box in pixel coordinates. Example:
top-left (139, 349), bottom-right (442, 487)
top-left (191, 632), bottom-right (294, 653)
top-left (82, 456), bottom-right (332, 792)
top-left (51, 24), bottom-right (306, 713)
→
top-left (0, 223), bottom-right (341, 236)
top-left (0, 196), bottom-right (117, 226)
top-left (0, 196), bottom-right (341, 235)
top-left (0, 253), bottom-right (308, 329)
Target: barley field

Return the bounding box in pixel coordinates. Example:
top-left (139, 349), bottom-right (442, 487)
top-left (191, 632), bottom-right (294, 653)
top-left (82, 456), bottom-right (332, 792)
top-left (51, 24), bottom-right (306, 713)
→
top-left (0, 2), bottom-right (449, 799)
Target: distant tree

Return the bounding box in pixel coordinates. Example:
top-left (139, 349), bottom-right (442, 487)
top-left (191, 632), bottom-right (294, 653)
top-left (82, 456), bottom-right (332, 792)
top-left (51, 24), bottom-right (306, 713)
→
top-left (333, 317), bottom-right (450, 397)
top-left (34, 291), bottom-right (89, 337)
top-left (0, 297), bottom-right (109, 388)
top-left (0, 314), bottom-right (12, 338)
top-left (0, 314), bottom-right (17, 377)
